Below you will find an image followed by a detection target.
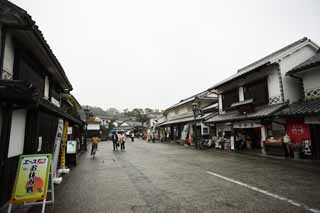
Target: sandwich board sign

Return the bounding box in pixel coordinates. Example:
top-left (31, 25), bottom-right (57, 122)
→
top-left (8, 154), bottom-right (52, 213)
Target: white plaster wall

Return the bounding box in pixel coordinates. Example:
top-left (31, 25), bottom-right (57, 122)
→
top-left (301, 67), bottom-right (320, 91)
top-left (44, 76), bottom-right (50, 99)
top-left (3, 33), bottom-right (15, 79)
top-left (239, 87), bottom-right (244, 101)
top-left (8, 109), bottom-right (27, 158)
top-left (267, 69), bottom-right (281, 100)
top-left (218, 94), bottom-right (223, 114)
top-left (167, 111), bottom-right (175, 120)
top-left (280, 45), bottom-right (317, 103)
top-left (178, 106), bottom-right (188, 114)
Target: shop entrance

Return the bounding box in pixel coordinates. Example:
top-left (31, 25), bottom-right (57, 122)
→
top-left (234, 127), bottom-right (262, 150)
top-left (310, 124), bottom-right (320, 160)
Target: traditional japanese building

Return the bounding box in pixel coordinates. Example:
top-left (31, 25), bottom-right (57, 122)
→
top-left (206, 37), bottom-right (319, 154)
top-left (275, 50), bottom-right (320, 159)
top-left (0, 1), bottom-right (83, 207)
top-left (157, 90), bottom-right (217, 144)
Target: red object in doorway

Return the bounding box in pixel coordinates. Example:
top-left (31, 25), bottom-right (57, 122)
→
top-left (287, 119), bottom-right (311, 144)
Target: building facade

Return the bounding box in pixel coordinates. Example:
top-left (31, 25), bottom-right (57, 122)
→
top-left (157, 90), bottom-right (217, 144)
top-left (206, 37), bottom-right (319, 154)
top-left (0, 1), bottom-right (83, 207)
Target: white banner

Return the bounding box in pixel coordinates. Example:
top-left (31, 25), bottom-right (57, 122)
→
top-left (52, 119), bottom-right (64, 178)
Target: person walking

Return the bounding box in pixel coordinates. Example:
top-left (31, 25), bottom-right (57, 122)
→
top-left (131, 132), bottom-right (135, 142)
top-left (120, 132), bottom-right (126, 150)
top-left (111, 132), bottom-right (118, 151)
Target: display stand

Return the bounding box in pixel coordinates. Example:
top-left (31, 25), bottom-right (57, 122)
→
top-left (8, 163), bottom-right (54, 213)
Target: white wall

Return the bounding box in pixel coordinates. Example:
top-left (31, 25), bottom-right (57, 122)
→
top-left (301, 67), bottom-right (320, 91)
top-left (218, 94), bottom-right (223, 114)
top-left (238, 87), bottom-right (244, 102)
top-left (8, 109), bottom-right (27, 158)
top-left (280, 45), bottom-right (317, 103)
top-left (44, 76), bottom-right (50, 99)
top-left (267, 69), bottom-right (281, 102)
top-left (3, 33), bottom-right (15, 79)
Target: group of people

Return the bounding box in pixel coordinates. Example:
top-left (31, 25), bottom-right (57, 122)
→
top-left (111, 132), bottom-right (127, 151)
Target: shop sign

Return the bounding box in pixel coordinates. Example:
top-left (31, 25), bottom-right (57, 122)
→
top-left (67, 127), bottom-right (73, 135)
top-left (287, 119), bottom-right (311, 143)
top-left (233, 121), bottom-right (261, 129)
top-left (10, 154), bottom-right (51, 203)
top-left (67, 140), bottom-right (77, 154)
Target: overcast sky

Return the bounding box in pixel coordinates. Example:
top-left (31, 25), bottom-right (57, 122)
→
top-left (11, 0), bottom-right (320, 111)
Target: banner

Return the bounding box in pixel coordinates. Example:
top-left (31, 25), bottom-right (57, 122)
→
top-left (10, 154), bottom-right (51, 203)
top-left (52, 119), bottom-right (64, 178)
top-left (287, 119), bottom-right (311, 144)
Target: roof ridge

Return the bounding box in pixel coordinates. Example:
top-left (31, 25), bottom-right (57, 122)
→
top-left (237, 37), bottom-right (308, 73)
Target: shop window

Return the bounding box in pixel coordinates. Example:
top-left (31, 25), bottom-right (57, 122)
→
top-left (244, 79), bottom-right (268, 106)
top-left (18, 56), bottom-right (45, 96)
top-left (202, 127), bottom-right (209, 135)
top-left (222, 89), bottom-right (239, 111)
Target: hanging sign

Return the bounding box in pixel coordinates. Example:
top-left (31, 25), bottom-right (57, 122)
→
top-left (10, 154), bottom-right (51, 203)
top-left (52, 119), bottom-right (64, 179)
top-left (67, 127), bottom-right (73, 135)
top-left (67, 140), bottom-right (77, 154)
top-left (233, 121), bottom-right (261, 129)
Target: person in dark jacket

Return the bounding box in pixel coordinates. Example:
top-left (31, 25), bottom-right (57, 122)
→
top-left (111, 132), bottom-right (118, 151)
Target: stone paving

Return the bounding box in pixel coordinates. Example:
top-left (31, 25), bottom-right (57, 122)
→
top-left (7, 139), bottom-right (320, 213)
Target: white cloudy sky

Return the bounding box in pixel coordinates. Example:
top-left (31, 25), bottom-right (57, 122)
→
top-left (11, 0), bottom-right (320, 110)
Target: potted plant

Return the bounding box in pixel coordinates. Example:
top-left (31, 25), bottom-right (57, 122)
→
top-left (291, 143), bottom-right (301, 159)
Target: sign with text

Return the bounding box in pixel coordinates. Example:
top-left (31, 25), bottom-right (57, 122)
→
top-left (10, 154), bottom-right (51, 203)
top-left (67, 140), bottom-right (77, 154)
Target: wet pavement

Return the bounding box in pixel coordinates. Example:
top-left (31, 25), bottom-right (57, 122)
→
top-left (10, 139), bottom-right (320, 213)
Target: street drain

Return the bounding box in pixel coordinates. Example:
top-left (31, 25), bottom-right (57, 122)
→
top-left (131, 205), bottom-right (151, 213)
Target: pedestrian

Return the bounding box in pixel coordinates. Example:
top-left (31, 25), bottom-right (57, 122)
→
top-left (120, 132), bottom-right (126, 150)
top-left (111, 132), bottom-right (118, 151)
top-left (131, 132), bottom-right (134, 142)
top-left (283, 133), bottom-right (291, 157)
top-left (91, 134), bottom-right (101, 156)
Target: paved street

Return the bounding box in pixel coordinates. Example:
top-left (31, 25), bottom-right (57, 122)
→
top-left (24, 139), bottom-right (320, 213)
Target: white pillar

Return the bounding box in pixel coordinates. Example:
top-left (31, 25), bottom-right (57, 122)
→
top-left (260, 125), bottom-right (267, 155)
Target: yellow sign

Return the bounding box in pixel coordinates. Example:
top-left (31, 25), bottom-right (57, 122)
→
top-left (60, 121), bottom-right (69, 168)
top-left (10, 154), bottom-right (51, 203)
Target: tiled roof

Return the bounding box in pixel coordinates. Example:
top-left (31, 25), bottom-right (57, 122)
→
top-left (275, 99), bottom-right (320, 116)
top-left (164, 90), bottom-right (217, 113)
top-left (209, 37), bottom-right (319, 90)
top-left (205, 103), bottom-right (287, 123)
top-left (0, 0), bottom-right (73, 90)
top-left (287, 51), bottom-right (320, 74)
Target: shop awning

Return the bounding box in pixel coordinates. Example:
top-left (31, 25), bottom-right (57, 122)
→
top-left (205, 103), bottom-right (287, 123)
top-left (158, 115), bottom-right (195, 127)
top-left (157, 112), bottom-right (215, 127)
